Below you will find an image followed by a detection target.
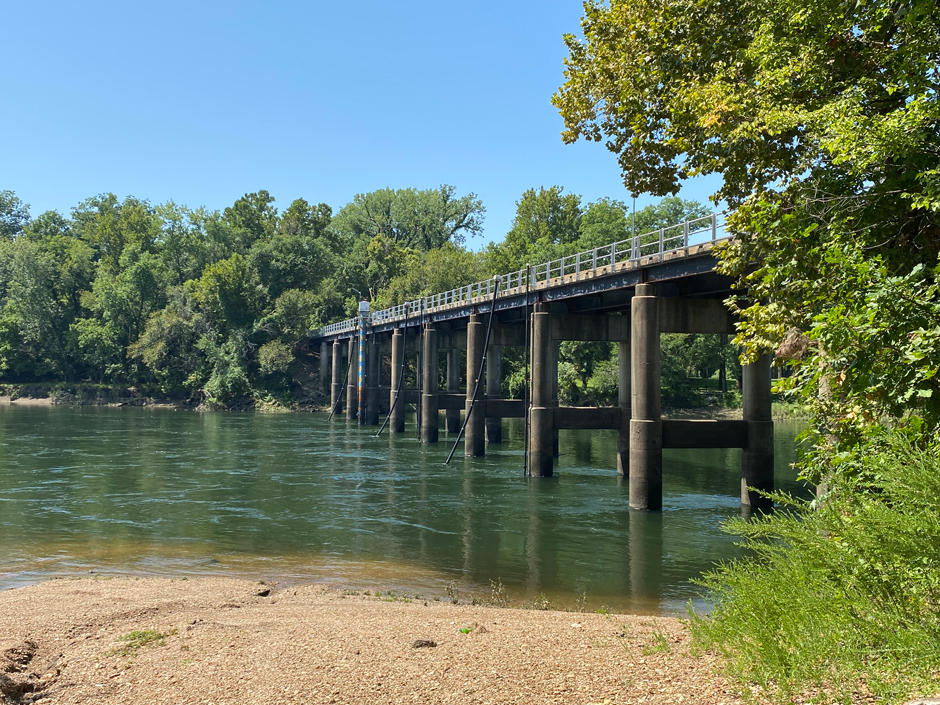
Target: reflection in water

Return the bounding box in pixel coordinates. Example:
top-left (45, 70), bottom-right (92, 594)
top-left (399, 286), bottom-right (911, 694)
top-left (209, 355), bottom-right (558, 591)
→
top-left (0, 405), bottom-right (806, 614)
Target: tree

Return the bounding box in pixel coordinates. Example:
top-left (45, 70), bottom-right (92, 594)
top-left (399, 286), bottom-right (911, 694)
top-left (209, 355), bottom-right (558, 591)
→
top-left (222, 190), bottom-right (278, 252)
top-left (332, 185), bottom-right (485, 251)
top-left (4, 234), bottom-right (95, 379)
top-left (374, 242), bottom-right (488, 308)
top-left (486, 186), bottom-right (582, 272)
top-left (0, 191), bottom-right (29, 240)
top-left (187, 254), bottom-right (266, 331)
top-left (72, 194), bottom-right (161, 271)
top-left (554, 0), bottom-right (940, 459)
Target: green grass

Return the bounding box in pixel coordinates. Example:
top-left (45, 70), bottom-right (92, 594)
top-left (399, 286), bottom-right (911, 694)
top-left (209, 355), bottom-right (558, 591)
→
top-left (690, 431), bottom-right (940, 704)
top-left (108, 629), bottom-right (175, 657)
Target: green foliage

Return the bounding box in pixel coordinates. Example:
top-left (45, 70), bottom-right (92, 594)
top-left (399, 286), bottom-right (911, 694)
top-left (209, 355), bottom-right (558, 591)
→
top-left (555, 0), bottom-right (940, 450)
top-left (374, 242), bottom-right (488, 308)
top-left (258, 340), bottom-right (293, 376)
top-left (486, 186), bottom-right (582, 272)
top-left (332, 185), bottom-right (484, 251)
top-left (128, 289), bottom-right (199, 394)
top-left (197, 334), bottom-right (251, 408)
top-left (110, 628), bottom-right (174, 657)
top-left (0, 191), bottom-right (29, 240)
top-left (691, 432), bottom-right (940, 703)
top-left (188, 254), bottom-right (265, 331)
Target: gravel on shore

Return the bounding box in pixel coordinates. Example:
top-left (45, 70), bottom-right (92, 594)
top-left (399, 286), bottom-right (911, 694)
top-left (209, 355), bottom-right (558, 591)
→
top-left (0, 576), bottom-right (742, 705)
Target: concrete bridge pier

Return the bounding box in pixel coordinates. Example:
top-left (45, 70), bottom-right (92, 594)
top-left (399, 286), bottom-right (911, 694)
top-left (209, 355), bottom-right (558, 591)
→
top-left (331, 340), bottom-right (343, 412)
top-left (485, 346), bottom-right (502, 443)
top-left (346, 337), bottom-right (358, 421)
top-left (390, 328), bottom-right (405, 433)
top-left (465, 314), bottom-right (485, 457)
top-left (551, 342), bottom-right (560, 457)
top-left (365, 335), bottom-right (380, 425)
top-left (421, 325), bottom-right (439, 443)
top-left (320, 341), bottom-right (329, 394)
top-left (617, 339), bottom-right (632, 475)
top-left (742, 352), bottom-right (774, 508)
top-left (446, 348), bottom-right (461, 434)
top-left (529, 303), bottom-right (556, 477)
top-left (630, 284), bottom-right (662, 510)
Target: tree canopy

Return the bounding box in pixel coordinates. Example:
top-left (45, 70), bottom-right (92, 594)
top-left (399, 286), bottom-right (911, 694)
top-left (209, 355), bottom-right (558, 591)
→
top-left (555, 0), bottom-right (940, 465)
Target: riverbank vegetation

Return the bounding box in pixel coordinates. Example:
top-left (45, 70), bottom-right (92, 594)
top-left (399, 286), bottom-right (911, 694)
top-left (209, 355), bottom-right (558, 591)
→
top-left (555, 0), bottom-right (940, 699)
top-left (0, 187), bottom-right (740, 410)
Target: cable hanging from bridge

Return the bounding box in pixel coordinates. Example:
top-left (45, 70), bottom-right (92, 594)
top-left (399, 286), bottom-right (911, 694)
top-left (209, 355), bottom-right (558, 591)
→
top-left (445, 276), bottom-right (502, 466)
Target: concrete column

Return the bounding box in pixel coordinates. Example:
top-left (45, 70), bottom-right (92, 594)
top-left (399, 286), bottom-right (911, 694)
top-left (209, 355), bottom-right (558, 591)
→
top-left (346, 337), bottom-right (358, 421)
top-left (551, 341), bottom-right (560, 457)
top-left (365, 335), bottom-right (380, 425)
top-left (446, 348), bottom-right (461, 434)
top-left (742, 352), bottom-right (774, 508)
top-left (390, 328), bottom-right (405, 433)
top-left (330, 340), bottom-right (343, 412)
top-left (320, 341), bottom-right (329, 394)
top-left (617, 338), bottom-right (631, 475)
top-left (485, 345), bottom-right (502, 443)
top-left (420, 326), bottom-right (439, 443)
top-left (529, 303), bottom-right (554, 476)
top-left (630, 284), bottom-right (662, 510)
top-left (465, 314), bottom-right (485, 457)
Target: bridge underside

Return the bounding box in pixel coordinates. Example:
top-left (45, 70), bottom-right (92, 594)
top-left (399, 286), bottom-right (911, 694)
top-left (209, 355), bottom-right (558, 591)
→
top-left (311, 250), bottom-right (773, 510)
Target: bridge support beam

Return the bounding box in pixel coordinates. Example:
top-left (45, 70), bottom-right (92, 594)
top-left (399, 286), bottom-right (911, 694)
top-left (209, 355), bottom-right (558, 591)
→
top-left (421, 326), bottom-right (439, 443)
top-left (465, 314), bottom-right (485, 456)
top-left (742, 352), bottom-right (774, 508)
top-left (529, 303), bottom-right (555, 477)
top-left (331, 340), bottom-right (343, 412)
top-left (446, 348), bottom-right (461, 434)
top-left (320, 341), bottom-right (329, 394)
top-left (390, 328), bottom-right (405, 433)
top-left (365, 335), bottom-right (380, 425)
top-left (630, 284), bottom-right (662, 510)
top-left (486, 345), bottom-right (502, 443)
top-left (346, 337), bottom-right (358, 421)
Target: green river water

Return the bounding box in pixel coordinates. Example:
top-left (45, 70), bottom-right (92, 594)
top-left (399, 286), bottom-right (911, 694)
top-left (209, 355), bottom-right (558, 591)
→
top-left (0, 404), bottom-right (806, 614)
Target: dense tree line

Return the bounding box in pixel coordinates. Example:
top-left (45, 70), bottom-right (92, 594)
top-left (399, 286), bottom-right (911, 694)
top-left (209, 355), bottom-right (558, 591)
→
top-left (0, 187), bottom-right (728, 408)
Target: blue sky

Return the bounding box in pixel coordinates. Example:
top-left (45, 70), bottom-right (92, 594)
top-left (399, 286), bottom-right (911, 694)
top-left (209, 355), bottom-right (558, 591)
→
top-left (2, 0), bottom-right (722, 246)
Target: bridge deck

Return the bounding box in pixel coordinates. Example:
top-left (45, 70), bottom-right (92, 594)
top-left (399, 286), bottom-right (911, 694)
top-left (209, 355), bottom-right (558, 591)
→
top-left (312, 213), bottom-right (732, 341)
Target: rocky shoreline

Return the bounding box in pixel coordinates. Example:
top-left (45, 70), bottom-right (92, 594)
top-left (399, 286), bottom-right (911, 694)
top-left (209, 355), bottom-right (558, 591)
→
top-left (0, 576), bottom-right (740, 705)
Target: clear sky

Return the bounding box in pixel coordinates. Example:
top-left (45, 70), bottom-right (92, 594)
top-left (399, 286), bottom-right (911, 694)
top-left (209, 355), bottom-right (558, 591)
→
top-left (2, 0), bottom-right (722, 246)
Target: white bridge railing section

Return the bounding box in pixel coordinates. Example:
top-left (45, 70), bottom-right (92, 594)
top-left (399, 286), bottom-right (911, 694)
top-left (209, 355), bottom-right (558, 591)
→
top-left (315, 212), bottom-right (729, 337)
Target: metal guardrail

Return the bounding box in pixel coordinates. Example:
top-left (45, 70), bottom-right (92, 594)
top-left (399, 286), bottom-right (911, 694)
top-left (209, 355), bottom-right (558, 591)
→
top-left (314, 212), bottom-right (729, 338)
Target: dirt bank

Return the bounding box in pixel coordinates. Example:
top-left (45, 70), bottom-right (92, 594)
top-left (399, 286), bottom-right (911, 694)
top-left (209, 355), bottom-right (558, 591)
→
top-left (0, 577), bottom-right (740, 705)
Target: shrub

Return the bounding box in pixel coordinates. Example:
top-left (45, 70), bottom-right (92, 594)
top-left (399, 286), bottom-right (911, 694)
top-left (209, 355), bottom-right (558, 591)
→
top-left (690, 431), bottom-right (940, 703)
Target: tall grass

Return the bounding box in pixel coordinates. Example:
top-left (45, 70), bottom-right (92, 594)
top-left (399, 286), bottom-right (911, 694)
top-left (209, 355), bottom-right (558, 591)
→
top-left (690, 432), bottom-right (940, 703)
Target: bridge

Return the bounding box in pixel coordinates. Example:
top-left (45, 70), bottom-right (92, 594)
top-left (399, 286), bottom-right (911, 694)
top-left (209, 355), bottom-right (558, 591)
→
top-left (308, 213), bottom-right (773, 511)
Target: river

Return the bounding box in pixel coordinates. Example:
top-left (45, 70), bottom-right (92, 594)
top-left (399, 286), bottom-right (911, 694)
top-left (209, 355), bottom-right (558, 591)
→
top-left (0, 404), bottom-right (807, 614)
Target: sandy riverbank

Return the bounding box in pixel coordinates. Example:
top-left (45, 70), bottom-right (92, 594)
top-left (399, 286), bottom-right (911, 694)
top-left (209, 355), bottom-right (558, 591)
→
top-left (0, 577), bottom-right (741, 705)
